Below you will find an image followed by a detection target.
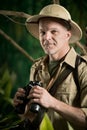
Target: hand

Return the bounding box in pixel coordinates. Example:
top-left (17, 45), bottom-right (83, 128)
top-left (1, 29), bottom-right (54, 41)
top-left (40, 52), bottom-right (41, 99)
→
top-left (13, 88), bottom-right (37, 122)
top-left (28, 86), bottom-right (54, 109)
top-left (13, 88), bottom-right (25, 107)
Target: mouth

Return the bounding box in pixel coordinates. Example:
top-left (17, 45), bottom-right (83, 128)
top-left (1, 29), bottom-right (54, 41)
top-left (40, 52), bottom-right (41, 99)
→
top-left (42, 40), bottom-right (57, 52)
top-left (45, 42), bottom-right (56, 48)
top-left (44, 44), bottom-right (55, 52)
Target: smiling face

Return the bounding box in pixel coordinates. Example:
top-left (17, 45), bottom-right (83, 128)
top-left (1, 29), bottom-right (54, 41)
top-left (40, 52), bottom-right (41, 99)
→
top-left (39, 17), bottom-right (71, 61)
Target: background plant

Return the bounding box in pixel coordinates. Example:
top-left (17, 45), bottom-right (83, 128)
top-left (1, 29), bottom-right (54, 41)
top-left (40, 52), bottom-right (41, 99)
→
top-left (0, 0), bottom-right (87, 129)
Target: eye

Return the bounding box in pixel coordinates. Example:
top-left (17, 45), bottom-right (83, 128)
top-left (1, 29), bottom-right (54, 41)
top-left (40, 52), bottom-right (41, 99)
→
top-left (39, 31), bottom-right (45, 36)
top-left (51, 30), bottom-right (58, 34)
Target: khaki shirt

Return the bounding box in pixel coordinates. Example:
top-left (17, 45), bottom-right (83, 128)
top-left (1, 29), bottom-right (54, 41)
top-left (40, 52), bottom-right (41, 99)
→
top-left (29, 47), bottom-right (87, 130)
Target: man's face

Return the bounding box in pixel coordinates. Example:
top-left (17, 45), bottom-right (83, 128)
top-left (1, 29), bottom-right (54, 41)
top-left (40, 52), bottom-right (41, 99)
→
top-left (39, 18), bottom-right (71, 56)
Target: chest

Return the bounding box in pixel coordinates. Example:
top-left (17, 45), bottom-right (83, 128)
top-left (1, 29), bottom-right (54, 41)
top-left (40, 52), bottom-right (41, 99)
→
top-left (54, 72), bottom-right (80, 106)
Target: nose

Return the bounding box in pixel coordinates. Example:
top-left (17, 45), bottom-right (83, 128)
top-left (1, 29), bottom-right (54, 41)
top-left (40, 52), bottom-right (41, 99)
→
top-left (44, 32), bottom-right (51, 40)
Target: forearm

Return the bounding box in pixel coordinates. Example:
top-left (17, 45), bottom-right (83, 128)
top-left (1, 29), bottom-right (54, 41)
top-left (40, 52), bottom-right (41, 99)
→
top-left (50, 97), bottom-right (87, 127)
top-left (27, 86), bottom-right (87, 127)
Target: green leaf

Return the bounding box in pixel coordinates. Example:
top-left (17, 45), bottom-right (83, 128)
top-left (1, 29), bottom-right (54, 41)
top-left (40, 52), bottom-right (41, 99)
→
top-left (40, 113), bottom-right (54, 130)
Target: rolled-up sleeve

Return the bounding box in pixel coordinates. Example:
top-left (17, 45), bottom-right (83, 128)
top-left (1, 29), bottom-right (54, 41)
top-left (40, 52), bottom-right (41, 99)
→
top-left (79, 61), bottom-right (87, 117)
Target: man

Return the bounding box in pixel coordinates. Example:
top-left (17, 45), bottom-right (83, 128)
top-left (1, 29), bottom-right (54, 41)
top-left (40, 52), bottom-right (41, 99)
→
top-left (13, 4), bottom-right (87, 130)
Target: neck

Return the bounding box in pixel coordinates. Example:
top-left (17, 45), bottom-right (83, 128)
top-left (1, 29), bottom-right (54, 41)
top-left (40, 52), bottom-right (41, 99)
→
top-left (49, 46), bottom-right (70, 62)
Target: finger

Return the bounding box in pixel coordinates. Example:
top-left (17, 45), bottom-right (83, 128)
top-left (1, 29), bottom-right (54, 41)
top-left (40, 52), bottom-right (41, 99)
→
top-left (30, 98), bottom-right (40, 105)
top-left (13, 98), bottom-right (23, 106)
top-left (13, 88), bottom-right (25, 106)
top-left (29, 86), bottom-right (42, 95)
top-left (28, 87), bottom-right (42, 100)
top-left (28, 92), bottom-right (41, 99)
top-left (17, 88), bottom-right (25, 94)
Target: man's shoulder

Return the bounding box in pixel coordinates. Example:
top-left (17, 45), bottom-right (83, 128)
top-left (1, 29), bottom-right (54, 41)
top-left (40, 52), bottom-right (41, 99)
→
top-left (77, 55), bottom-right (87, 74)
top-left (34, 56), bottom-right (46, 64)
top-left (79, 55), bottom-right (87, 63)
top-left (32, 55), bottom-right (48, 68)
top-left (81, 55), bottom-right (87, 62)
top-left (34, 56), bottom-right (45, 62)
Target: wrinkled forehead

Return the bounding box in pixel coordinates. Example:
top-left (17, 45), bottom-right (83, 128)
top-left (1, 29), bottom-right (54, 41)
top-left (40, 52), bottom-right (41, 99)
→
top-left (39, 17), bottom-right (71, 31)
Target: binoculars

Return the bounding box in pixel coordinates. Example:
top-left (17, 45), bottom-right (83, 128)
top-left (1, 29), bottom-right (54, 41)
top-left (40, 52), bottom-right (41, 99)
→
top-left (15, 81), bottom-right (43, 114)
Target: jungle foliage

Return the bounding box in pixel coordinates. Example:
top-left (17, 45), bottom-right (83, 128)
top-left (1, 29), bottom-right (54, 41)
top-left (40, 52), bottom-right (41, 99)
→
top-left (0, 0), bottom-right (87, 129)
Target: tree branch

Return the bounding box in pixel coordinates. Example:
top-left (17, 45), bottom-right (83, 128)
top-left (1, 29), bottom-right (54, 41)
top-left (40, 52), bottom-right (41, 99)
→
top-left (75, 41), bottom-right (87, 55)
top-left (0, 10), bottom-right (31, 19)
top-left (53, 0), bottom-right (60, 4)
top-left (0, 28), bottom-right (35, 63)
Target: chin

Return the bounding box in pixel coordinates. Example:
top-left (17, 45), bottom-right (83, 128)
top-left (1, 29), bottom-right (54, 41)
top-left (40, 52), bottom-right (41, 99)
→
top-left (44, 48), bottom-right (57, 54)
top-left (45, 51), bottom-right (56, 55)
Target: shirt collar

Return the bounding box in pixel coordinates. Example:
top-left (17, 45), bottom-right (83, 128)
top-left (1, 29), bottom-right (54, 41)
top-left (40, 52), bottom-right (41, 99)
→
top-left (64, 47), bottom-right (77, 68)
top-left (43, 47), bottom-right (77, 69)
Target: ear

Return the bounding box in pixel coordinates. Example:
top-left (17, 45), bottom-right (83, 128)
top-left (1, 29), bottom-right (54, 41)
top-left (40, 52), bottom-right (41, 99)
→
top-left (66, 31), bottom-right (72, 40)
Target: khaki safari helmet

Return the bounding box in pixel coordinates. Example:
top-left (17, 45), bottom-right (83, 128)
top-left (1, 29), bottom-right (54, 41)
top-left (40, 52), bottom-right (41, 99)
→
top-left (26, 4), bottom-right (82, 43)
